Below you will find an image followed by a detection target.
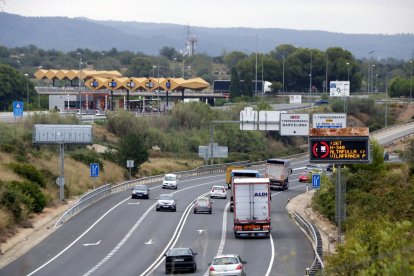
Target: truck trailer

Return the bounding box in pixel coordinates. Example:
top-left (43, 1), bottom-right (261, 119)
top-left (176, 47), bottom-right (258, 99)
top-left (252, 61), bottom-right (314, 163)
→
top-left (233, 178), bottom-right (271, 238)
top-left (265, 159), bottom-right (292, 190)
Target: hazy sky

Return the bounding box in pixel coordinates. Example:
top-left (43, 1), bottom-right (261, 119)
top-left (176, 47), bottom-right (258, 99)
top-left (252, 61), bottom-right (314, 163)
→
top-left (4, 0), bottom-right (414, 34)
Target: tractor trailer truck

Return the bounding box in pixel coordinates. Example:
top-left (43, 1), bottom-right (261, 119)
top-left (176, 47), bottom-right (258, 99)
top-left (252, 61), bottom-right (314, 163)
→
top-left (232, 178), bottom-right (271, 238)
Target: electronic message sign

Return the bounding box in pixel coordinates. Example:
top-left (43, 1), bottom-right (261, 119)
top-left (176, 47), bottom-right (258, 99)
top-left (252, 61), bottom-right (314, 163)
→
top-left (309, 127), bottom-right (371, 164)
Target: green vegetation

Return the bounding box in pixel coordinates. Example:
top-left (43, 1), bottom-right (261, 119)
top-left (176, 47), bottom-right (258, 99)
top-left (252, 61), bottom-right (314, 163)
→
top-left (313, 142), bottom-right (414, 274)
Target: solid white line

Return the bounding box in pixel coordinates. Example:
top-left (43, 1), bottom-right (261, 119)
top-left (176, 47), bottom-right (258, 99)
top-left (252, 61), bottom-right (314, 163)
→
top-left (27, 197), bottom-right (130, 276)
top-left (265, 233), bottom-right (275, 276)
top-left (203, 202), bottom-right (230, 276)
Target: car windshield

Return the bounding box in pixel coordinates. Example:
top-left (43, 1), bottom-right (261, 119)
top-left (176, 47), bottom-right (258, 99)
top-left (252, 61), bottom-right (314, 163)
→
top-left (213, 187), bottom-right (224, 191)
top-left (213, 257), bottom-right (239, 265)
top-left (169, 248), bottom-right (191, 256)
top-left (159, 194), bottom-right (174, 200)
top-left (133, 186), bottom-right (146, 191)
top-left (164, 175), bottom-right (176, 181)
top-left (197, 198), bottom-right (208, 203)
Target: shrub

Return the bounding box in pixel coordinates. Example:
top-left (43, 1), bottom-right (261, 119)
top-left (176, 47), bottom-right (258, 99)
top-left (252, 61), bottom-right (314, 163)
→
top-left (69, 149), bottom-right (104, 171)
top-left (8, 162), bottom-right (46, 188)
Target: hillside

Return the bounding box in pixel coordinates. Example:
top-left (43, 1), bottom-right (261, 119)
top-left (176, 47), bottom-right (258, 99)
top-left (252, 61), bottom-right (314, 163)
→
top-left (0, 12), bottom-right (413, 59)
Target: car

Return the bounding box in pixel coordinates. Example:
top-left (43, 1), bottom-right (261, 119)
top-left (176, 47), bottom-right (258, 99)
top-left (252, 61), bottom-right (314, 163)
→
top-left (131, 184), bottom-right (150, 199)
top-left (194, 196), bottom-right (213, 214)
top-left (384, 151), bottom-right (390, 161)
top-left (208, 254), bottom-right (247, 276)
top-left (209, 185), bottom-right (227, 199)
top-left (162, 173), bottom-right (178, 189)
top-left (156, 194), bottom-right (177, 212)
top-left (299, 171), bottom-right (310, 182)
top-left (314, 99), bottom-right (329, 105)
top-left (164, 247), bottom-right (197, 274)
top-left (327, 163), bottom-right (334, 172)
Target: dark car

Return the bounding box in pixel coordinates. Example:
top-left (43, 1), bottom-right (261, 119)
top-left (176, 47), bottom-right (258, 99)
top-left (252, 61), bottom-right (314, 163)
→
top-left (131, 185), bottom-right (150, 199)
top-left (327, 164), bottom-right (334, 172)
top-left (194, 196), bottom-right (213, 214)
top-left (314, 99), bottom-right (329, 105)
top-left (164, 247), bottom-right (197, 274)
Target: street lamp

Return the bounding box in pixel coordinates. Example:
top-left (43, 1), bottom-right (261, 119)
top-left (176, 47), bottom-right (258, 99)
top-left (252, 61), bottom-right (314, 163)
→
top-left (410, 60), bottom-right (413, 102)
top-left (182, 60), bottom-right (185, 78)
top-left (101, 52), bottom-right (105, 70)
top-left (371, 64), bottom-right (375, 93)
top-left (24, 73), bottom-right (29, 111)
top-left (173, 57), bottom-right (177, 78)
top-left (346, 62), bottom-right (350, 82)
top-left (152, 65), bottom-right (156, 77)
top-left (282, 54), bottom-right (285, 92)
top-left (375, 74), bottom-right (378, 93)
top-left (77, 52), bottom-right (83, 119)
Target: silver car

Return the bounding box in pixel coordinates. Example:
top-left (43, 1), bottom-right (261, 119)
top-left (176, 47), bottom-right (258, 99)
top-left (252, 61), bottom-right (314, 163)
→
top-left (193, 197), bottom-right (213, 214)
top-left (208, 254), bottom-right (247, 276)
top-left (156, 194), bottom-right (177, 212)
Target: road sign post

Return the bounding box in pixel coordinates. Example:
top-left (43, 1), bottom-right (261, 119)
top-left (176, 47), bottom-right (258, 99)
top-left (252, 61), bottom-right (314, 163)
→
top-left (127, 160), bottom-right (134, 180)
top-left (90, 163), bottom-right (99, 189)
top-left (312, 174), bottom-right (321, 189)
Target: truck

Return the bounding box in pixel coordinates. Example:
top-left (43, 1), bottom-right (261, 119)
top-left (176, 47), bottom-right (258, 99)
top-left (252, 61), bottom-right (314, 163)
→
top-left (229, 169), bottom-right (260, 212)
top-left (265, 159), bottom-right (292, 190)
top-left (225, 165), bottom-right (245, 189)
top-left (233, 178), bottom-right (271, 238)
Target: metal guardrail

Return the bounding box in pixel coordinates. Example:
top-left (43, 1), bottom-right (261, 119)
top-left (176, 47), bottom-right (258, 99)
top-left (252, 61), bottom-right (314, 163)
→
top-left (292, 212), bottom-right (324, 275)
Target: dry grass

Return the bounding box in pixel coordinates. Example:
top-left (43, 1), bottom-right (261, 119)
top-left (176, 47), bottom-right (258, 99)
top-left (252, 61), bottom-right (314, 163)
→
top-left (93, 124), bottom-right (119, 144)
top-left (0, 209), bottom-right (13, 238)
top-left (0, 154), bottom-right (23, 182)
top-left (139, 157), bottom-right (203, 177)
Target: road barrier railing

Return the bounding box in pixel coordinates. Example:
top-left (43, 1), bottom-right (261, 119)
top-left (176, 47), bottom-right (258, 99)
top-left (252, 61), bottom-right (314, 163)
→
top-left (291, 212), bottom-right (324, 275)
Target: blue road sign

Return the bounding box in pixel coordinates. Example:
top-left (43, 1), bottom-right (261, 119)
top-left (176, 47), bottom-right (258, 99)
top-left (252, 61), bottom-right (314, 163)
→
top-left (312, 174), bottom-right (321, 189)
top-left (90, 163), bottom-right (99, 177)
top-left (13, 101), bottom-right (24, 117)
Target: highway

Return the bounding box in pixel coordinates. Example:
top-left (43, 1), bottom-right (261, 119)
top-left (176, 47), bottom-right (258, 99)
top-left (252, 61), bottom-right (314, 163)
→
top-left (0, 160), bottom-right (314, 276)
top-left (1, 121), bottom-right (413, 276)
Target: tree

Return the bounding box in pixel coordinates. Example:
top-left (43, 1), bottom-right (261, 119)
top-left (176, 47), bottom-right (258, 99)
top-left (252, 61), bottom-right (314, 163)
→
top-left (125, 56), bottom-right (153, 77)
top-left (224, 51), bottom-right (248, 69)
top-left (0, 63), bottom-right (32, 111)
top-left (116, 133), bottom-right (149, 175)
top-left (229, 67), bottom-right (241, 99)
top-left (159, 47), bottom-right (179, 60)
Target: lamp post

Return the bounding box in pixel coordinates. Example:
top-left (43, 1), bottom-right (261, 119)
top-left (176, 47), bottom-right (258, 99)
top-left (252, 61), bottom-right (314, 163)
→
top-left (173, 57), bottom-right (177, 78)
top-left (77, 52), bottom-right (82, 120)
top-left (182, 60), bottom-right (185, 78)
top-left (385, 72), bottom-right (389, 127)
top-left (24, 73), bottom-right (29, 111)
top-left (375, 74), bottom-right (378, 93)
top-left (101, 52), bottom-right (105, 70)
top-left (282, 54), bottom-right (285, 92)
top-left (309, 50), bottom-right (312, 109)
top-left (371, 64), bottom-right (375, 93)
top-left (410, 60), bottom-right (413, 102)
top-left (346, 62), bottom-right (350, 82)
top-left (325, 53), bottom-right (328, 93)
top-left (152, 65), bottom-right (156, 77)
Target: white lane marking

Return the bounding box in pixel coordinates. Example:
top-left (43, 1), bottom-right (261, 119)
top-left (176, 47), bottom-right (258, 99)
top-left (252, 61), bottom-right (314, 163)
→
top-left (197, 229), bottom-right (205, 234)
top-left (84, 182), bottom-right (219, 276)
top-left (127, 202), bottom-right (140, 205)
top-left (141, 194), bottom-right (197, 276)
top-left (144, 239), bottom-right (154, 245)
top-left (27, 197), bottom-right (130, 276)
top-left (28, 176), bottom-right (220, 275)
top-left (265, 234), bottom-right (275, 276)
top-left (82, 240), bottom-right (101, 247)
top-left (203, 202), bottom-right (229, 276)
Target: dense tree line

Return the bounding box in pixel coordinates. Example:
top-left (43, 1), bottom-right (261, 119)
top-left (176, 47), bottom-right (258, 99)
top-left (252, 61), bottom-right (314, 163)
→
top-left (0, 44), bottom-right (413, 111)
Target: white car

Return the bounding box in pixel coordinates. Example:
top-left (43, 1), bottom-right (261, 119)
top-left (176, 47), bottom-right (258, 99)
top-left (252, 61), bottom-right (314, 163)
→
top-left (162, 173), bottom-right (178, 189)
top-left (209, 185), bottom-right (227, 199)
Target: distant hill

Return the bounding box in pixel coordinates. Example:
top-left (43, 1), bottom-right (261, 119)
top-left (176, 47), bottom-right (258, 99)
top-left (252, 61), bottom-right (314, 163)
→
top-left (0, 12), bottom-right (413, 59)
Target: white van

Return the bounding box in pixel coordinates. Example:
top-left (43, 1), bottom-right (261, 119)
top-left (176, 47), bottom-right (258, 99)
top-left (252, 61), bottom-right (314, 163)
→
top-left (162, 173), bottom-right (178, 189)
